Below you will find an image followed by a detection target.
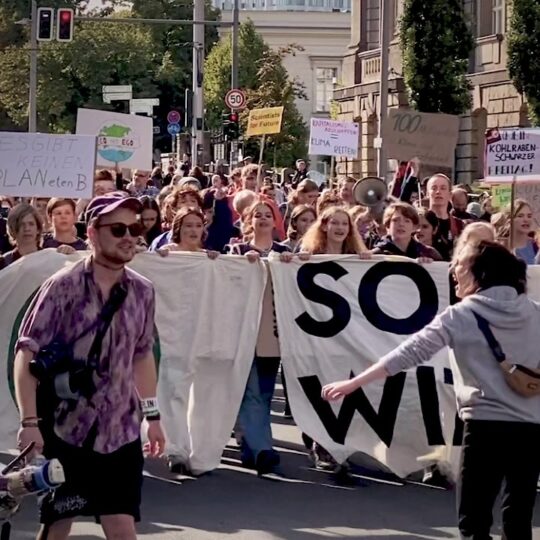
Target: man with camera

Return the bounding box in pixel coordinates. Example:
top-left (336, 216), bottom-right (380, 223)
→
top-left (13, 193), bottom-right (165, 540)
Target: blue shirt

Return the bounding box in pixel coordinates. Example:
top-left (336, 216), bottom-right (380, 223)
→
top-left (515, 241), bottom-right (537, 265)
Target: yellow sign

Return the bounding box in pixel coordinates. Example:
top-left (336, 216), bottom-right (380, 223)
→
top-left (492, 185), bottom-right (512, 209)
top-left (246, 106), bottom-right (284, 137)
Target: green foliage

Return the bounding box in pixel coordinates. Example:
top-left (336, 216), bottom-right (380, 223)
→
top-left (204, 21), bottom-right (308, 166)
top-left (508, 0), bottom-right (540, 125)
top-left (204, 20), bottom-right (267, 129)
top-left (0, 0), bottom-right (219, 140)
top-left (400, 0), bottom-right (473, 115)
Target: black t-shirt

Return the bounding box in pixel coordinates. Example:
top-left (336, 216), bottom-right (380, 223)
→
top-left (42, 234), bottom-right (87, 251)
top-left (433, 218), bottom-right (453, 262)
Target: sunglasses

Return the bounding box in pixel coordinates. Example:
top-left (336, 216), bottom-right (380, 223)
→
top-left (96, 222), bottom-right (144, 238)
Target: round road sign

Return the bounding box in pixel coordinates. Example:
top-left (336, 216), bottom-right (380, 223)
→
top-left (167, 123), bottom-right (181, 135)
top-left (167, 110), bottom-right (181, 124)
top-left (225, 89), bottom-right (247, 111)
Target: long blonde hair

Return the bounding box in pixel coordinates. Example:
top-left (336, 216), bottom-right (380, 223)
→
top-left (242, 199), bottom-right (277, 242)
top-left (301, 206), bottom-right (367, 254)
top-left (451, 221), bottom-right (495, 268)
top-left (493, 199), bottom-right (532, 247)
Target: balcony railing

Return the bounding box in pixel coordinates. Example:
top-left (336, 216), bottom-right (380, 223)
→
top-left (359, 49), bottom-right (381, 84)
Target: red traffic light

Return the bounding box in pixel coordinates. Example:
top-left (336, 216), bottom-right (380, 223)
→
top-left (228, 113), bottom-right (239, 123)
top-left (57, 8), bottom-right (74, 42)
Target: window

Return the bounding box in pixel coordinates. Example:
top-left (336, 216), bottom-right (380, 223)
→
top-left (477, 0), bottom-right (506, 37)
top-left (492, 0), bottom-right (505, 34)
top-left (315, 67), bottom-right (337, 112)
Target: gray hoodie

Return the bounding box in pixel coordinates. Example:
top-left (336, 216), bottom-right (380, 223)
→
top-left (382, 286), bottom-right (540, 424)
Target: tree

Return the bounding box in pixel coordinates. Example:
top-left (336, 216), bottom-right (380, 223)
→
top-left (204, 20), bottom-right (267, 129)
top-left (508, 0), bottom-right (540, 125)
top-left (0, 13), bottom-right (157, 132)
top-left (400, 0), bottom-right (473, 115)
top-left (204, 21), bottom-right (308, 166)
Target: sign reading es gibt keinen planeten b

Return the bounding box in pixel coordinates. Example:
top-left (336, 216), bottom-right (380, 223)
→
top-left (0, 132), bottom-right (96, 199)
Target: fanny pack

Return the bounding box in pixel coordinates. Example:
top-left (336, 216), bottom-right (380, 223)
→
top-left (473, 312), bottom-right (540, 398)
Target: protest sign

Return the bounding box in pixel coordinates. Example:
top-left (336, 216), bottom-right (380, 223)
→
top-left (308, 118), bottom-right (359, 158)
top-left (0, 132), bottom-right (95, 198)
top-left (382, 110), bottom-right (460, 168)
top-left (484, 128), bottom-right (540, 182)
top-left (246, 106), bottom-right (284, 137)
top-left (0, 251), bottom-right (266, 475)
top-left (269, 255), bottom-right (458, 478)
top-left (491, 185), bottom-right (512, 209)
top-left (76, 108), bottom-right (153, 171)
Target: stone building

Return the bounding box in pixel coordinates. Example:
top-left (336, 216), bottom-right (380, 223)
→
top-left (334, 0), bottom-right (527, 183)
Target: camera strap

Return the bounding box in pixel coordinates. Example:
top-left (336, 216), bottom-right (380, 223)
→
top-left (86, 282), bottom-right (128, 369)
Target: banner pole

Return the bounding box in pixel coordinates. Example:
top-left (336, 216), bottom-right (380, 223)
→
top-left (256, 134), bottom-right (266, 192)
top-left (510, 176), bottom-right (516, 251)
top-left (330, 155), bottom-right (335, 191)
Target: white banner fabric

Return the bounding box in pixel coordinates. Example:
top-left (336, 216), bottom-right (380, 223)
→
top-left (0, 250), bottom-right (266, 475)
top-left (269, 255), bottom-right (457, 478)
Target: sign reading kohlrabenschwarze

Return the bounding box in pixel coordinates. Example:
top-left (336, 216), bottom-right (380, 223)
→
top-left (484, 127), bottom-right (540, 182)
top-left (382, 109), bottom-right (460, 168)
top-left (269, 255), bottom-right (458, 478)
top-left (0, 132), bottom-right (96, 198)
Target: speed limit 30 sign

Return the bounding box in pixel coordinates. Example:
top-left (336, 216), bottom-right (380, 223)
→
top-left (225, 89), bottom-right (247, 110)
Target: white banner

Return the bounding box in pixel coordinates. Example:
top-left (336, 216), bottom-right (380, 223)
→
top-left (0, 251), bottom-right (266, 475)
top-left (269, 255), bottom-right (458, 478)
top-left (308, 118), bottom-right (359, 158)
top-left (76, 108), bottom-right (153, 171)
top-left (0, 132), bottom-right (96, 198)
top-left (485, 127), bottom-right (540, 182)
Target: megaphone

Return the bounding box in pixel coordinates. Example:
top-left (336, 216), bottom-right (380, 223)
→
top-left (352, 176), bottom-right (388, 207)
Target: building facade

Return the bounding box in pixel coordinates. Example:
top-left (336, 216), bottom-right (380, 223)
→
top-left (218, 5), bottom-right (351, 132)
top-left (334, 0), bottom-right (526, 183)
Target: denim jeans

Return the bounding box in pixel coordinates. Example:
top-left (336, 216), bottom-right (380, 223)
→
top-left (237, 356), bottom-right (280, 465)
top-left (458, 419), bottom-right (540, 540)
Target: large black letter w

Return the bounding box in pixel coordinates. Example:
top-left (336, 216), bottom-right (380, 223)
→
top-left (298, 372), bottom-right (407, 447)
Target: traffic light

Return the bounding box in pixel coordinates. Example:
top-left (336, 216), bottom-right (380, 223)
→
top-left (37, 7), bottom-right (54, 41)
top-left (223, 112), bottom-right (240, 140)
top-left (57, 8), bottom-right (74, 42)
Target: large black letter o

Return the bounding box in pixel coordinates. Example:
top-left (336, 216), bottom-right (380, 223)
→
top-left (358, 262), bottom-right (438, 335)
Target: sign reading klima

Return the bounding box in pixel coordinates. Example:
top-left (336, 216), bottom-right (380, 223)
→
top-left (309, 118), bottom-right (359, 158)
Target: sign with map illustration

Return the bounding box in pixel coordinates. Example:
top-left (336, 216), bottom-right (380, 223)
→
top-left (76, 108), bottom-right (153, 171)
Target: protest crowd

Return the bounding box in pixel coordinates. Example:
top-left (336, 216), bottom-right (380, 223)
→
top-left (1, 153), bottom-right (540, 540)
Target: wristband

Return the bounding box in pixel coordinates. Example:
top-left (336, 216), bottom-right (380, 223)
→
top-left (21, 420), bottom-right (39, 428)
top-left (140, 397), bottom-right (159, 418)
top-left (145, 413), bottom-right (161, 422)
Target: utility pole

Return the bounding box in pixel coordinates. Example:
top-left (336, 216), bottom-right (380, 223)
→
top-left (28, 0), bottom-right (38, 132)
top-left (231, 0), bottom-right (239, 89)
top-left (377, 0), bottom-right (391, 181)
top-left (191, 0), bottom-right (205, 167)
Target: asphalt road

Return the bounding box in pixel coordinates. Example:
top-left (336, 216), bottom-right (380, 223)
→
top-left (5, 396), bottom-right (540, 540)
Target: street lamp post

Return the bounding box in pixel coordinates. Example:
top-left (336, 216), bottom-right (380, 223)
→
top-left (377, 0), bottom-right (391, 181)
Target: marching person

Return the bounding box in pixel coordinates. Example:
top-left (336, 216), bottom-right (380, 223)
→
top-left (42, 198), bottom-right (87, 252)
top-left (426, 174), bottom-right (464, 261)
top-left (297, 206), bottom-right (370, 473)
top-left (280, 205), bottom-right (317, 252)
top-left (371, 202), bottom-right (442, 261)
top-left (226, 199), bottom-right (290, 477)
top-left (0, 204), bottom-right (43, 269)
top-left (139, 196), bottom-right (163, 247)
top-left (323, 241), bottom-right (540, 540)
top-left (14, 192), bottom-right (165, 540)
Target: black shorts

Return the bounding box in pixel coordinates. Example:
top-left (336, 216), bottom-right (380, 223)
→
top-left (40, 431), bottom-right (144, 525)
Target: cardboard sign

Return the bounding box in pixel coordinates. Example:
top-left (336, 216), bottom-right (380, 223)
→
top-left (246, 107), bottom-right (284, 137)
top-left (491, 185), bottom-right (512, 209)
top-left (308, 118), bottom-right (359, 158)
top-left (76, 108), bottom-right (153, 171)
top-left (0, 132), bottom-right (96, 198)
top-left (484, 128), bottom-right (540, 182)
top-left (382, 110), bottom-right (460, 168)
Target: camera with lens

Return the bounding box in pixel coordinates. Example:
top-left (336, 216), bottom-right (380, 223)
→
top-left (29, 342), bottom-right (96, 401)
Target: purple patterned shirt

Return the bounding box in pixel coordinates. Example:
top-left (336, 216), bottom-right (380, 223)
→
top-left (17, 257), bottom-right (156, 454)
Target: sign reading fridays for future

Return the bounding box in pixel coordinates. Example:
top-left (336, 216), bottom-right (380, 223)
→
top-left (76, 108), bottom-right (153, 171)
top-left (382, 109), bottom-right (460, 168)
top-left (484, 127), bottom-right (540, 182)
top-left (246, 106), bottom-right (284, 137)
top-left (0, 132), bottom-right (96, 199)
top-left (308, 118), bottom-right (359, 158)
